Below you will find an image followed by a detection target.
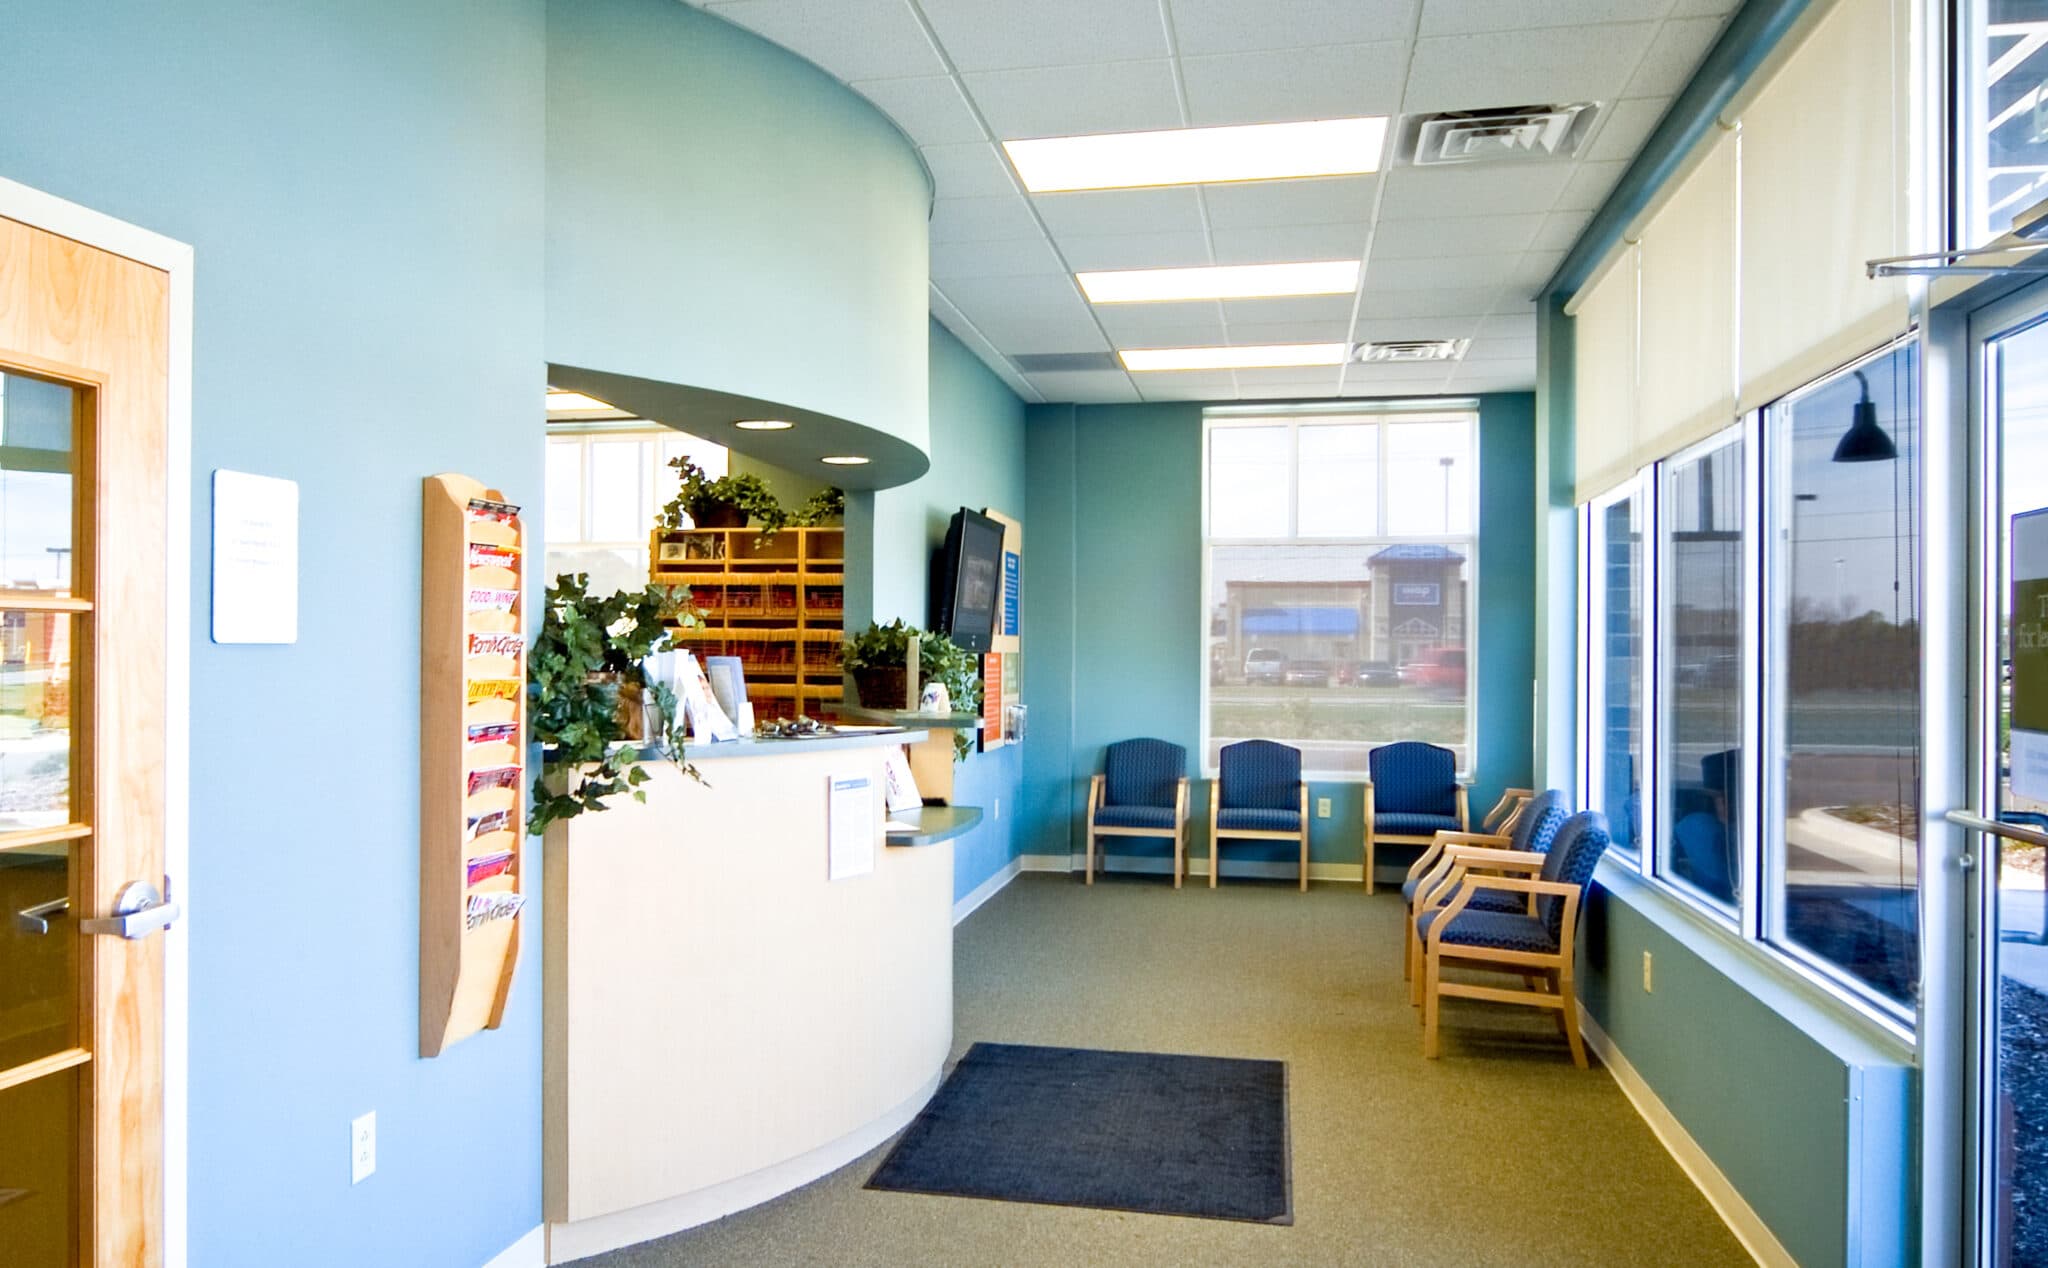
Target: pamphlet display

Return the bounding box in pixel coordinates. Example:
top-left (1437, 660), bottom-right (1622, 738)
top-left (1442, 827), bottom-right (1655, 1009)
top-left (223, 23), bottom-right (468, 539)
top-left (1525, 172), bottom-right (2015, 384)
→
top-left (420, 473), bottom-right (527, 1058)
top-left (980, 509), bottom-right (1024, 751)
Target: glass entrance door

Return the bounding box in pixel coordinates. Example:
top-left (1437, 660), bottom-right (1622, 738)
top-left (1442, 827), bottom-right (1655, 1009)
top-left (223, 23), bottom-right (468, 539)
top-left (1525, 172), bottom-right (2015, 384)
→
top-left (1968, 303), bottom-right (2048, 1265)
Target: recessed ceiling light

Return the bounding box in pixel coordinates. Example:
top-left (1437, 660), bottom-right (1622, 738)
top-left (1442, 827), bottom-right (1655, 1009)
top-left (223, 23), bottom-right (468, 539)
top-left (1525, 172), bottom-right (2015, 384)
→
top-left (545, 389), bottom-right (615, 413)
top-left (1078, 260), bottom-right (1360, 304)
top-left (1003, 117), bottom-right (1387, 194)
top-left (734, 419), bottom-right (795, 431)
top-left (820, 455), bottom-right (870, 466)
top-left (1119, 343), bottom-right (1352, 373)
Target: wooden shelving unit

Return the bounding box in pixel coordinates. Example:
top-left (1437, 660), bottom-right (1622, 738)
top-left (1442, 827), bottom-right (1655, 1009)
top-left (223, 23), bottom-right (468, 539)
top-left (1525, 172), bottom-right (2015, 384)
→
top-left (420, 473), bottom-right (527, 1058)
top-left (651, 525), bottom-right (844, 722)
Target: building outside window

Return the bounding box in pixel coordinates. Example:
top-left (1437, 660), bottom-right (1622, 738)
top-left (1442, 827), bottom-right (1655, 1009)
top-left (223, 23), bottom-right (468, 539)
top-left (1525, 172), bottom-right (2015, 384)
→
top-left (1657, 430), bottom-right (1747, 913)
top-left (1585, 482), bottom-right (1648, 860)
top-left (1764, 341), bottom-right (1922, 1012)
top-left (1959, 0), bottom-right (2048, 248)
top-left (542, 426), bottom-right (727, 596)
top-left (1202, 408), bottom-right (1476, 777)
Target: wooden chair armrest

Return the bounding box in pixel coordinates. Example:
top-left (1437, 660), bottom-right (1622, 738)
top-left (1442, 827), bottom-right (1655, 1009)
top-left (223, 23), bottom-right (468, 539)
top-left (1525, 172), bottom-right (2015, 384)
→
top-left (1435, 831), bottom-right (1511, 848)
top-left (1442, 845), bottom-right (1544, 870)
top-left (1455, 784), bottom-right (1470, 831)
top-left (1175, 777), bottom-right (1189, 823)
top-left (1460, 875), bottom-right (1577, 899)
top-left (1087, 774), bottom-right (1102, 818)
top-left (1406, 831), bottom-right (1509, 884)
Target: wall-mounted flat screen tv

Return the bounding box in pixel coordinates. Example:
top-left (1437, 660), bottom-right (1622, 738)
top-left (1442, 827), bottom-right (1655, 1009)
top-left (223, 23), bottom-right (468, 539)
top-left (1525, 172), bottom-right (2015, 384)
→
top-left (933, 508), bottom-right (1003, 654)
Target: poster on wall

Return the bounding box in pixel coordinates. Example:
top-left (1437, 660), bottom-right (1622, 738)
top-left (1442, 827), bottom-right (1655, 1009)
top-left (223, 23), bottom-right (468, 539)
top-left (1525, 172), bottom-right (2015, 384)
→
top-left (211, 470), bottom-right (300, 644)
top-left (2014, 508), bottom-right (2048, 802)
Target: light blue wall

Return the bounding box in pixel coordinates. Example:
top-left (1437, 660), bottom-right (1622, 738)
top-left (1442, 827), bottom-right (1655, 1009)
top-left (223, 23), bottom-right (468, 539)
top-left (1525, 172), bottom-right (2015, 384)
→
top-left (546, 0), bottom-right (932, 455)
top-left (0, 3), bottom-right (547, 1264)
top-left (1019, 396), bottom-right (1537, 876)
top-left (856, 321), bottom-right (1027, 902)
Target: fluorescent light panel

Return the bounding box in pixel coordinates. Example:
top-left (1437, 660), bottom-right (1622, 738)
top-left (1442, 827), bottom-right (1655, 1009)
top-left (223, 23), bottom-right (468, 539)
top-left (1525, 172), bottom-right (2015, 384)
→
top-left (734, 419), bottom-right (794, 430)
top-left (820, 455), bottom-right (869, 466)
top-left (1004, 117), bottom-right (1387, 193)
top-left (1119, 343), bottom-right (1351, 372)
top-left (1078, 260), bottom-right (1360, 304)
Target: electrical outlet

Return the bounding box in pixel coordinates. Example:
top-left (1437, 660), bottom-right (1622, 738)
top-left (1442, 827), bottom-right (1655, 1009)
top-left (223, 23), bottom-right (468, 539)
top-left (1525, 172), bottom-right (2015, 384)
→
top-left (1642, 951), bottom-right (1654, 994)
top-left (350, 1111), bottom-right (376, 1185)
top-left (994, 798), bottom-right (1001, 820)
top-left (1316, 797), bottom-right (1332, 819)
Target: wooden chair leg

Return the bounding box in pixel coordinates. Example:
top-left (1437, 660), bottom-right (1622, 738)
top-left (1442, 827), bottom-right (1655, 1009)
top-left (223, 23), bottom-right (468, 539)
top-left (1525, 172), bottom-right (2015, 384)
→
top-left (1422, 951), bottom-right (1442, 1058)
top-left (1085, 830), bottom-right (1095, 885)
top-left (1364, 831), bottom-right (1376, 896)
top-left (1402, 909), bottom-right (1415, 982)
top-left (1299, 830), bottom-right (1308, 892)
top-left (1174, 826), bottom-right (1184, 890)
top-left (1560, 966), bottom-right (1588, 1069)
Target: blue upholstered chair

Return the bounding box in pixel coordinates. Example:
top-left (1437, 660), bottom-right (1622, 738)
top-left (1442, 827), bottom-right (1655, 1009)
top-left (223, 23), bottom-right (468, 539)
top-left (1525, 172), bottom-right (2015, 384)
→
top-left (1415, 810), bottom-right (1613, 1067)
top-left (1085, 738), bottom-right (1190, 887)
top-left (1208, 740), bottom-right (1309, 891)
top-left (1362, 742), bottom-right (1468, 894)
top-left (1401, 788), bottom-right (1570, 984)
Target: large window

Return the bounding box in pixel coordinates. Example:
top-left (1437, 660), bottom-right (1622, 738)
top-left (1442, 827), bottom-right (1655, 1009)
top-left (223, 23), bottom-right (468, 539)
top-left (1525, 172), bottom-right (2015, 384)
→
top-left (1202, 409), bottom-right (1476, 777)
top-left (1764, 341), bottom-right (1921, 1011)
top-left (1959, 1), bottom-right (2048, 248)
top-left (1657, 430), bottom-right (1748, 914)
top-left (543, 426), bottom-right (727, 595)
top-left (1585, 483), bottom-right (1647, 860)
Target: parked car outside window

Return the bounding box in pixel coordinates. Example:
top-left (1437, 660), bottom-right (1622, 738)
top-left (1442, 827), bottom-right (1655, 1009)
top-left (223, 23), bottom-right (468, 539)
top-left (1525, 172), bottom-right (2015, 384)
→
top-left (1244, 647), bottom-right (1286, 684)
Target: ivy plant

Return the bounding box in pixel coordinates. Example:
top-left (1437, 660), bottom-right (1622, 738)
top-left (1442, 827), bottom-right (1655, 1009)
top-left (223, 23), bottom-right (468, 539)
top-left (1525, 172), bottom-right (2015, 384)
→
top-left (657, 457), bottom-right (789, 538)
top-left (840, 618), bottom-right (982, 759)
top-left (527, 574), bottom-right (700, 834)
top-left (791, 485), bottom-right (846, 526)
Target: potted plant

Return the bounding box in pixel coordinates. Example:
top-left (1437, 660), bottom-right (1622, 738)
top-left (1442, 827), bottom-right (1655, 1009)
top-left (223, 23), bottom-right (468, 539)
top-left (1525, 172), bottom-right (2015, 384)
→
top-left (526, 574), bottom-right (701, 833)
top-left (791, 485), bottom-right (845, 526)
top-left (659, 458), bottom-right (789, 535)
top-left (840, 619), bottom-right (982, 759)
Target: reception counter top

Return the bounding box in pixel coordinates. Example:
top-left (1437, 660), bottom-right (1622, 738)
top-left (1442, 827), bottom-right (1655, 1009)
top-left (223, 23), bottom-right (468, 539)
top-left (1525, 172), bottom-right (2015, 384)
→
top-left (542, 730), bottom-right (953, 1262)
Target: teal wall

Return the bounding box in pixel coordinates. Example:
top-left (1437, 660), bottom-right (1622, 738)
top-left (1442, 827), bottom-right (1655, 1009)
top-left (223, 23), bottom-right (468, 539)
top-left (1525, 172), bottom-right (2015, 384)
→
top-left (1020, 395), bottom-right (1537, 877)
top-left (852, 321), bottom-right (1027, 902)
top-left (0, 2), bottom-right (548, 1264)
top-left (546, 0), bottom-right (932, 454)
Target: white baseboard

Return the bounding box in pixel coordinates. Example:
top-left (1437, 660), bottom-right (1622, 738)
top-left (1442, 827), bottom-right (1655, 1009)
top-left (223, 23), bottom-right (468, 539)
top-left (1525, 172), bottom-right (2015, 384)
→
top-left (544, 1073), bottom-right (942, 1264)
top-left (1578, 1007), bottom-right (1794, 1268)
top-left (951, 854), bottom-right (1073, 924)
top-left (482, 1225), bottom-right (544, 1268)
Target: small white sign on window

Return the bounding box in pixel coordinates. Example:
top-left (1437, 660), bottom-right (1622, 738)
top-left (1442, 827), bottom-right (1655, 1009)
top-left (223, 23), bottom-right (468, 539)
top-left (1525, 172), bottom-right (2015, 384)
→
top-left (211, 470), bottom-right (299, 644)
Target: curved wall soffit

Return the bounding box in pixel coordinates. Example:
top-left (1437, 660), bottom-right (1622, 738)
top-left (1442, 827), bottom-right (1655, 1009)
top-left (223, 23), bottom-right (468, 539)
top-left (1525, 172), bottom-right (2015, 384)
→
top-left (549, 364), bottom-right (931, 491)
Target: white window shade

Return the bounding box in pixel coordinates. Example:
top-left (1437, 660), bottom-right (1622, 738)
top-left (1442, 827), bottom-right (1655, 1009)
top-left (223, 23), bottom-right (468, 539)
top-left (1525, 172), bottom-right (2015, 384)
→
top-left (1571, 245), bottom-right (1639, 502)
top-left (1637, 132), bottom-right (1737, 463)
top-left (1736, 0), bottom-right (1909, 411)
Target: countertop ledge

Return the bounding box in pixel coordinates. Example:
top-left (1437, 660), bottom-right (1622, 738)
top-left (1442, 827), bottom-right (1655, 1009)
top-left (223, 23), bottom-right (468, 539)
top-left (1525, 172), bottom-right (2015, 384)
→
top-left (603, 730), bottom-right (930, 762)
top-left (885, 805), bottom-right (983, 847)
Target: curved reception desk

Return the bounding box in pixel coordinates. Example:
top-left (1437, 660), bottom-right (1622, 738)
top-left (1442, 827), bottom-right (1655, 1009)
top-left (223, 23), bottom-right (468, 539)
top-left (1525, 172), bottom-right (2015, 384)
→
top-left (542, 732), bottom-right (960, 1262)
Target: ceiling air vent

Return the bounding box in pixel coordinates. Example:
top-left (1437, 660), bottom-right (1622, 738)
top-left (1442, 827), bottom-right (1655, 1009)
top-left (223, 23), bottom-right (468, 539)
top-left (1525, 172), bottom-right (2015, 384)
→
top-left (1356, 339), bottom-right (1469, 364)
top-left (1406, 104), bottom-right (1596, 166)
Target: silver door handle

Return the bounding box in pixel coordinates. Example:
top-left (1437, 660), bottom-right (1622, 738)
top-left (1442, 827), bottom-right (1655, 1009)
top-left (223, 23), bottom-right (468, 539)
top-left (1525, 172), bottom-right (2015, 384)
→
top-left (1943, 810), bottom-right (2048, 851)
top-left (79, 880), bottom-right (180, 940)
top-left (14, 897), bottom-right (68, 935)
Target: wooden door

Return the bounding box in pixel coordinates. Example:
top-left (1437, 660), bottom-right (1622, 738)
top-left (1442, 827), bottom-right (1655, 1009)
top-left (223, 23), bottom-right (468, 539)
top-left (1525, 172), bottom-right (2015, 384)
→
top-left (0, 214), bottom-right (171, 1265)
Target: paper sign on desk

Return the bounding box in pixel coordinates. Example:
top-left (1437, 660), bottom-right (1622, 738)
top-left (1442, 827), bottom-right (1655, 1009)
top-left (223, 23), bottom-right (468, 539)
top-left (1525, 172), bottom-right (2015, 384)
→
top-left (828, 775), bottom-right (875, 881)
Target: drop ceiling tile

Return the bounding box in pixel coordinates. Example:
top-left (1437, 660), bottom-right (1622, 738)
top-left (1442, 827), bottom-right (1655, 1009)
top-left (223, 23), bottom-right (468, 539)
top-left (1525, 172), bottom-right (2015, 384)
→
top-left (1210, 222), bottom-right (1371, 266)
top-left (1092, 304), bottom-right (1229, 344)
top-left (1056, 230), bottom-right (1216, 271)
top-left (1234, 375), bottom-right (1348, 400)
top-left (851, 76), bottom-right (986, 145)
top-left (1669, 0), bottom-right (1741, 15)
top-left (1465, 335), bottom-right (1537, 361)
top-left (1180, 42), bottom-right (1408, 128)
top-left (1035, 186), bottom-right (1208, 238)
top-left (960, 307), bottom-right (1110, 354)
top-left (1509, 250), bottom-right (1567, 293)
top-left (1028, 370), bottom-right (1140, 402)
top-left (1418, 0), bottom-right (1673, 38)
top-left (930, 194), bottom-right (1044, 243)
top-left (1370, 213), bottom-right (1543, 259)
top-left (963, 60), bottom-right (1183, 140)
top-left (920, 143), bottom-right (1021, 199)
top-left (1218, 294), bottom-right (1359, 325)
top-left (1356, 286), bottom-right (1501, 319)
top-left (1446, 369), bottom-right (1537, 392)
top-left (1365, 253), bottom-right (1525, 291)
top-left (1531, 209), bottom-right (1593, 253)
top-left (1584, 96), bottom-right (1671, 164)
top-left (1201, 176), bottom-right (1378, 229)
top-left (930, 236), bottom-right (1067, 280)
top-left (1223, 319), bottom-right (1357, 344)
top-left (1554, 160), bottom-right (1630, 212)
top-left (1470, 313), bottom-right (1537, 340)
top-left (915, 0), bottom-right (1169, 72)
top-left (1377, 162), bottom-right (1576, 220)
top-left (1623, 16), bottom-right (1729, 99)
top-left (704, 0), bottom-right (944, 81)
top-left (1168, 0), bottom-right (1418, 56)
top-left (1353, 314), bottom-right (1483, 343)
top-left (1137, 376), bottom-right (1240, 401)
top-left (1402, 23), bottom-right (1659, 114)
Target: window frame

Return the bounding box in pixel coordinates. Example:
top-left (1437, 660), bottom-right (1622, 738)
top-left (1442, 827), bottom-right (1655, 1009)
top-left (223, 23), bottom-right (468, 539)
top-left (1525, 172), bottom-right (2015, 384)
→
top-left (1757, 336), bottom-right (1923, 1025)
top-left (1198, 402), bottom-right (1480, 782)
top-left (1580, 474), bottom-right (1655, 870)
top-left (543, 422), bottom-right (726, 581)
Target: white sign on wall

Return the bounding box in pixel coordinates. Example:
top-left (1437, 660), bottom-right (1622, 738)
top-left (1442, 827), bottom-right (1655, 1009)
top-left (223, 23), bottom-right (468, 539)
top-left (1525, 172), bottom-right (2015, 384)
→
top-left (211, 470), bottom-right (299, 644)
top-left (2013, 508), bottom-right (2048, 803)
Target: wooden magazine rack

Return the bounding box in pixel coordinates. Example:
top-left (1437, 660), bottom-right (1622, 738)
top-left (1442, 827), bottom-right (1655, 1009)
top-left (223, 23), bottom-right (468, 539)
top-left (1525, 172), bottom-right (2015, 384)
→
top-left (420, 473), bottom-right (527, 1057)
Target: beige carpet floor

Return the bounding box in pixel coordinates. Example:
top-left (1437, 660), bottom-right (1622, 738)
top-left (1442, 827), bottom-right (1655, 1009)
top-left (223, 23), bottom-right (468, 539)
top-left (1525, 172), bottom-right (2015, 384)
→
top-left (571, 872), bottom-right (1753, 1267)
